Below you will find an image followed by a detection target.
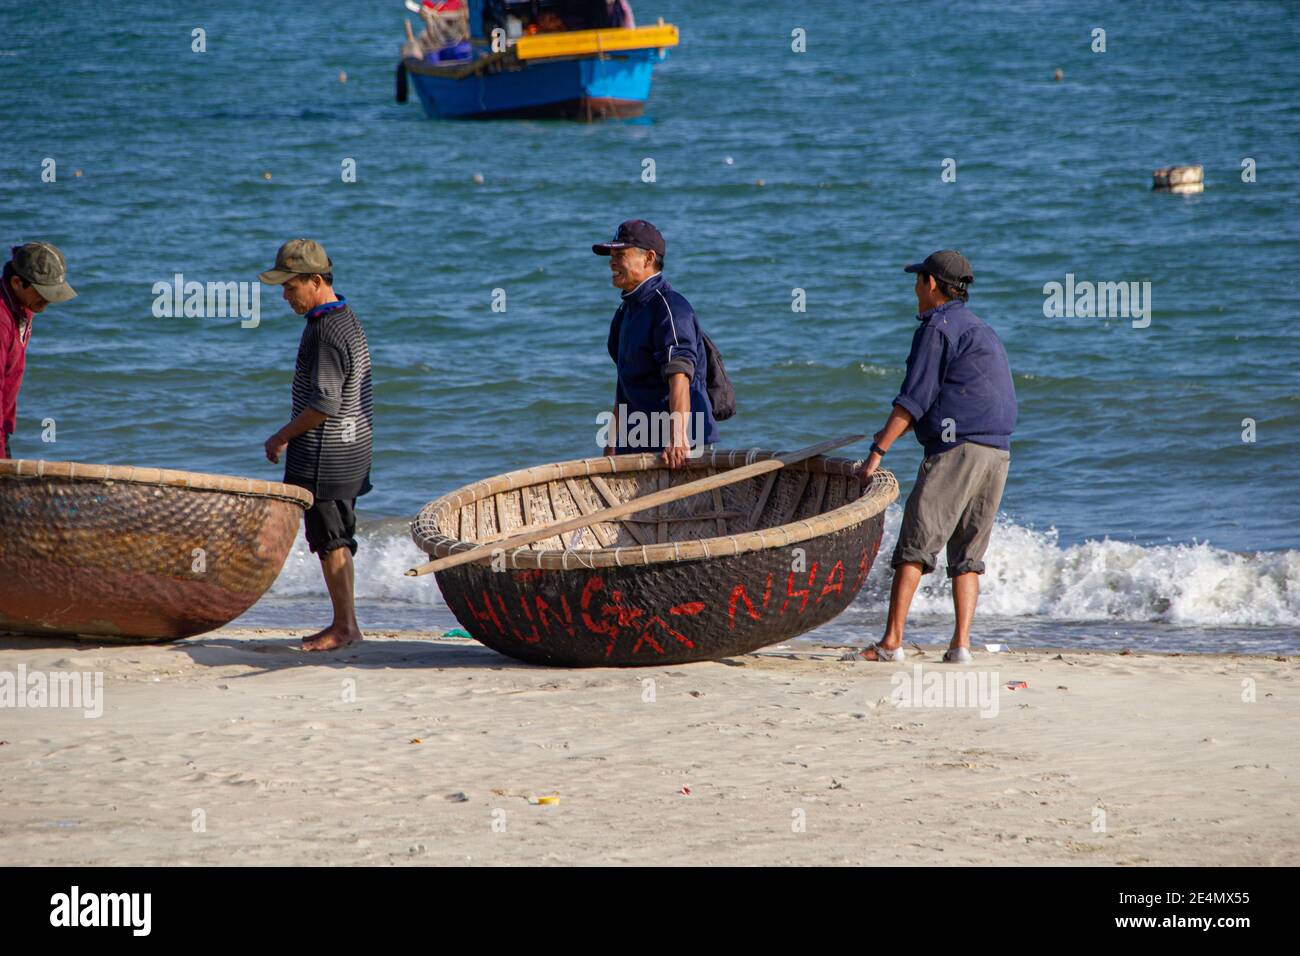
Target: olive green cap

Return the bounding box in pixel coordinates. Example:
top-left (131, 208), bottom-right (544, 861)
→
top-left (257, 238), bottom-right (332, 284)
top-left (11, 241), bottom-right (77, 303)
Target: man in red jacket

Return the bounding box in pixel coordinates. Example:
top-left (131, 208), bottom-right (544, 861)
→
top-left (1, 242), bottom-right (77, 459)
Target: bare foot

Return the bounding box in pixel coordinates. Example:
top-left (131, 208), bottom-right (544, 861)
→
top-left (302, 627), bottom-right (363, 652)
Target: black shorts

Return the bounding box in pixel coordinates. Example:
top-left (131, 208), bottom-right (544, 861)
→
top-left (303, 498), bottom-right (358, 556)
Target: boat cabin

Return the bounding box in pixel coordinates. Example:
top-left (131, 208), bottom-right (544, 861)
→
top-left (473, 1), bottom-right (634, 40)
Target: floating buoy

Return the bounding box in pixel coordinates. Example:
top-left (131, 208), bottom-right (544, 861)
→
top-left (755, 178), bottom-right (765, 187)
top-left (1053, 67), bottom-right (1063, 81)
top-left (472, 172), bottom-right (484, 184)
top-left (1153, 165), bottom-right (1203, 194)
top-left (338, 70), bottom-right (347, 83)
top-left (73, 169), bottom-right (83, 178)
top-left (261, 171), bottom-right (272, 181)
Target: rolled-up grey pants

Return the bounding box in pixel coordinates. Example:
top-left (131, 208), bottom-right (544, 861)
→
top-left (891, 442), bottom-right (1010, 577)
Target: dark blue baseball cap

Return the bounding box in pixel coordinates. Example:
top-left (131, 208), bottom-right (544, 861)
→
top-left (593, 219), bottom-right (665, 257)
top-left (904, 250), bottom-right (974, 287)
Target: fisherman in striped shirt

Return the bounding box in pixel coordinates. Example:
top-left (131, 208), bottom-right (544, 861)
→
top-left (259, 239), bottom-right (373, 652)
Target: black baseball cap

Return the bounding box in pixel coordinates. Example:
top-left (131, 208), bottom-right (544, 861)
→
top-left (592, 219), bottom-right (665, 258)
top-left (904, 250), bottom-right (974, 287)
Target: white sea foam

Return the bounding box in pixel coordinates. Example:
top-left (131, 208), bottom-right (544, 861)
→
top-left (268, 522), bottom-right (443, 607)
top-left (864, 508), bottom-right (1300, 628)
top-left (266, 511), bottom-right (1299, 630)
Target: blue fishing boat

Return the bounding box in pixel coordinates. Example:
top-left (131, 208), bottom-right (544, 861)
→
top-left (395, 0), bottom-right (678, 120)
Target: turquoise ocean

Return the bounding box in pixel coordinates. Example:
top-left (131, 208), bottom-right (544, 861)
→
top-left (3, 1), bottom-right (1298, 652)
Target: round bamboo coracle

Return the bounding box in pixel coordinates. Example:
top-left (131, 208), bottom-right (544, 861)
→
top-left (410, 449), bottom-right (898, 666)
top-left (0, 458), bottom-right (312, 642)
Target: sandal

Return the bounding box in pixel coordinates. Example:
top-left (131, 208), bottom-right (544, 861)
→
top-left (858, 641), bottom-right (905, 662)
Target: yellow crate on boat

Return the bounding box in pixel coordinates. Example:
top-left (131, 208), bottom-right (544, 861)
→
top-left (514, 24), bottom-right (679, 61)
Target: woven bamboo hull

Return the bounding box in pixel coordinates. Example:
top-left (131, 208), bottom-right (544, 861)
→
top-left (437, 517), bottom-right (885, 666)
top-left (0, 460), bottom-right (313, 642)
top-left (411, 449), bottom-right (898, 666)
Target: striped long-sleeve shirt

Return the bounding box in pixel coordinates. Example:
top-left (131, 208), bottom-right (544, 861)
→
top-left (285, 296), bottom-right (373, 500)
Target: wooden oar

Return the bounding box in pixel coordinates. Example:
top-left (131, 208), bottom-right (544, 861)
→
top-left (405, 434), bottom-right (863, 577)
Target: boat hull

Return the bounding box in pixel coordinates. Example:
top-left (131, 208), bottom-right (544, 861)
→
top-left (0, 461), bottom-right (311, 643)
top-left (406, 49), bottom-right (660, 120)
top-left (435, 515), bottom-right (885, 666)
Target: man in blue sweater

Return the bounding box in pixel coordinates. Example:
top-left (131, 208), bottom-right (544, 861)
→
top-left (857, 251), bottom-right (1017, 663)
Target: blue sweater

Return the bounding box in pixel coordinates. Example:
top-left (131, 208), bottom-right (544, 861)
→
top-left (892, 299), bottom-right (1017, 456)
top-left (607, 273), bottom-right (719, 452)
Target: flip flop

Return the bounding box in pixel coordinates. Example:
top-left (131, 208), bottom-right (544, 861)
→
top-left (942, 646), bottom-right (973, 663)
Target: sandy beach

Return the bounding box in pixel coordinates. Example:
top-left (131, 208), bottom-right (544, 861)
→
top-left (1, 631), bottom-right (1295, 866)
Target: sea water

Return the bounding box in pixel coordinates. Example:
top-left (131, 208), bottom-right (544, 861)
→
top-left (3, 1), bottom-right (1297, 651)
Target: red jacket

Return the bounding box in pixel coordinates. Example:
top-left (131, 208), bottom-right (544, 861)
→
top-left (0, 272), bottom-right (34, 447)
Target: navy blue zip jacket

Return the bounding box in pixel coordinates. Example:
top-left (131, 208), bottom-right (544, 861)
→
top-left (607, 272), bottom-right (719, 452)
top-left (892, 298), bottom-right (1017, 456)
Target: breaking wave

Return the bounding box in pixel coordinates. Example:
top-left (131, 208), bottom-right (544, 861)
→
top-left (265, 511), bottom-right (1300, 631)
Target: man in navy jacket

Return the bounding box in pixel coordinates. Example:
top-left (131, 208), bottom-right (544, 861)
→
top-left (857, 250), bottom-right (1017, 664)
top-left (594, 220), bottom-right (718, 467)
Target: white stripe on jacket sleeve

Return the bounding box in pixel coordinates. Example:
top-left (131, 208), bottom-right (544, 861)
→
top-left (656, 288), bottom-right (679, 364)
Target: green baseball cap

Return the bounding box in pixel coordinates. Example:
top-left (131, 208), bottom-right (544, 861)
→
top-left (11, 242), bottom-right (77, 303)
top-left (257, 238), bottom-right (332, 284)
